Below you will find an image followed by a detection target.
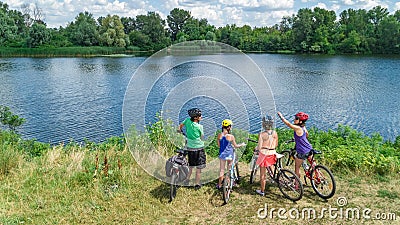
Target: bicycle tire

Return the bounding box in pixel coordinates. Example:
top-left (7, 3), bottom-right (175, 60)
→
top-left (235, 163), bottom-right (241, 184)
top-left (280, 150), bottom-right (294, 169)
top-left (310, 165), bottom-right (336, 199)
top-left (222, 172), bottom-right (232, 204)
top-left (277, 169), bottom-right (303, 202)
top-left (169, 173), bottom-right (178, 202)
top-left (249, 155), bottom-right (258, 184)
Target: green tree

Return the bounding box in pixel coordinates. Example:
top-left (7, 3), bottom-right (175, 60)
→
top-left (121, 16), bottom-right (136, 35)
top-left (49, 27), bottom-right (72, 47)
top-left (0, 2), bottom-right (23, 47)
top-left (167, 8), bottom-right (192, 41)
top-left (181, 17), bottom-right (215, 41)
top-left (135, 12), bottom-right (170, 50)
top-left (312, 7), bottom-right (336, 53)
top-left (0, 105), bottom-right (25, 132)
top-left (375, 15), bottom-right (400, 53)
top-left (205, 31), bottom-right (216, 41)
top-left (368, 6), bottom-right (389, 27)
top-left (128, 30), bottom-right (151, 50)
top-left (26, 22), bottom-right (52, 47)
top-left (394, 10), bottom-right (400, 22)
top-left (292, 8), bottom-right (314, 52)
top-left (98, 14), bottom-right (129, 47)
top-left (338, 8), bottom-right (373, 53)
top-left (338, 30), bottom-right (361, 53)
top-left (66, 11), bottom-right (99, 46)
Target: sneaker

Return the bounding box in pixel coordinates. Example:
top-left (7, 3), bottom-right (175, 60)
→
top-left (256, 189), bottom-right (265, 196)
top-left (194, 184), bottom-right (202, 190)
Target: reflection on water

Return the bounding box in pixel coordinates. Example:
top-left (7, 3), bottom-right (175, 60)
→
top-left (0, 54), bottom-right (399, 144)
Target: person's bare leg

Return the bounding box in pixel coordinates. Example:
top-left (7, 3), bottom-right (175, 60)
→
top-left (195, 168), bottom-right (201, 185)
top-left (218, 159), bottom-right (225, 187)
top-left (260, 167), bottom-right (266, 193)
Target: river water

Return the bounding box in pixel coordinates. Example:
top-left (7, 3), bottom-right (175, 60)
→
top-left (0, 54), bottom-right (399, 144)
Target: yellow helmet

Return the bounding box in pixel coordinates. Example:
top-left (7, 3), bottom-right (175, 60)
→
top-left (222, 119), bottom-right (233, 127)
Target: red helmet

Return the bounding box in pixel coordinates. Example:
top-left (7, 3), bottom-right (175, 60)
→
top-left (295, 112), bottom-right (309, 121)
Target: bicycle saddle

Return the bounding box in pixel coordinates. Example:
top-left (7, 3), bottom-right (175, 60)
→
top-left (312, 149), bottom-right (322, 154)
top-left (176, 149), bottom-right (187, 155)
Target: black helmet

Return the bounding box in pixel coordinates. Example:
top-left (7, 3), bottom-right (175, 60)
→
top-left (188, 108), bottom-right (202, 118)
top-left (262, 115), bottom-right (274, 129)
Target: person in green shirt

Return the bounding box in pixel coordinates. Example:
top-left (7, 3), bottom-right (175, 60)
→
top-left (178, 108), bottom-right (206, 190)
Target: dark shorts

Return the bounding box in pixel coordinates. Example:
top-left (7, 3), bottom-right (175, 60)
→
top-left (296, 152), bottom-right (309, 160)
top-left (187, 148), bottom-right (206, 169)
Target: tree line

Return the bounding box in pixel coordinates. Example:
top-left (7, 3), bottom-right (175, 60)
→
top-left (1, 1), bottom-right (400, 54)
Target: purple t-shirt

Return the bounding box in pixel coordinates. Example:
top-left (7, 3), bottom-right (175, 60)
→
top-left (294, 127), bottom-right (312, 154)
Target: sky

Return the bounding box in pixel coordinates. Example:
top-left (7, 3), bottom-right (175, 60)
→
top-left (3, 0), bottom-right (400, 28)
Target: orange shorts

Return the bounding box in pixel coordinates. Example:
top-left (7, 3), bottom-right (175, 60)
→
top-left (256, 153), bottom-right (277, 168)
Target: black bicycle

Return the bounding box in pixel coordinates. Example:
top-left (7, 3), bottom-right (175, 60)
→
top-left (280, 139), bottom-right (336, 199)
top-left (248, 139), bottom-right (303, 201)
top-left (166, 148), bottom-right (188, 202)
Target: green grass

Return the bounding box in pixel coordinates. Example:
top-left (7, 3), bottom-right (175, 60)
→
top-left (0, 145), bottom-right (399, 224)
top-left (1, 119), bottom-right (400, 224)
top-left (0, 46), bottom-right (146, 57)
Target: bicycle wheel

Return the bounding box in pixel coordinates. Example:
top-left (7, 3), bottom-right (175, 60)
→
top-left (222, 172), bottom-right (232, 204)
top-left (249, 156), bottom-right (258, 184)
top-left (169, 173), bottom-right (178, 202)
top-left (235, 163), bottom-right (241, 184)
top-left (280, 150), bottom-right (294, 169)
top-left (277, 169), bottom-right (303, 202)
top-left (310, 165), bottom-right (336, 199)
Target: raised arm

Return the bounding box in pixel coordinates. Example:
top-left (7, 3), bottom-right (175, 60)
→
top-left (277, 112), bottom-right (303, 136)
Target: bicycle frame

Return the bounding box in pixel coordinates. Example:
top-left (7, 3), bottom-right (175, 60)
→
top-left (281, 141), bottom-right (336, 199)
top-left (168, 149), bottom-right (187, 202)
top-left (222, 151), bottom-right (239, 204)
top-left (285, 147), bottom-right (317, 180)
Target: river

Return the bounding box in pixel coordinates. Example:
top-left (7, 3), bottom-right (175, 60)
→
top-left (0, 54), bottom-right (399, 144)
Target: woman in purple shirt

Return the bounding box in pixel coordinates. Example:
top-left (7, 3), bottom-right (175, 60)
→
top-left (277, 111), bottom-right (312, 180)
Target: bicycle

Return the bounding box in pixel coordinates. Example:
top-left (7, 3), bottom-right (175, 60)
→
top-left (280, 139), bottom-right (336, 199)
top-left (166, 148), bottom-right (188, 202)
top-left (249, 147), bottom-right (259, 184)
top-left (221, 149), bottom-right (242, 204)
top-left (247, 139), bottom-right (303, 201)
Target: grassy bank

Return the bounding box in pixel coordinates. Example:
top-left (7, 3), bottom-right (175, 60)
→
top-left (0, 142), bottom-right (399, 224)
top-left (1, 123), bottom-right (399, 224)
top-left (0, 46), bottom-right (148, 58)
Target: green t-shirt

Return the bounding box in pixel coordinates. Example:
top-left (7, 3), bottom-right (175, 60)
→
top-left (183, 118), bottom-right (204, 148)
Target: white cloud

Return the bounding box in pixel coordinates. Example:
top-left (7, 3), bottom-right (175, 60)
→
top-left (1, 0), bottom-right (399, 28)
top-left (359, 0), bottom-right (381, 9)
top-left (314, 3), bottom-right (328, 9)
top-left (342, 0), bottom-right (355, 5)
top-left (395, 2), bottom-right (400, 11)
top-left (219, 0), bottom-right (294, 9)
top-left (331, 4), bottom-right (341, 11)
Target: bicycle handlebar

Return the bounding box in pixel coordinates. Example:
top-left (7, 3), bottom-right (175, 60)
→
top-left (284, 139), bottom-right (295, 144)
top-left (247, 138), bottom-right (258, 143)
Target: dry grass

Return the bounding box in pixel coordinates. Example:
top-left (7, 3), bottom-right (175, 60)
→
top-left (0, 146), bottom-right (399, 225)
